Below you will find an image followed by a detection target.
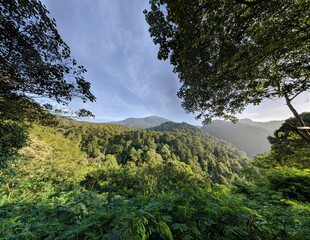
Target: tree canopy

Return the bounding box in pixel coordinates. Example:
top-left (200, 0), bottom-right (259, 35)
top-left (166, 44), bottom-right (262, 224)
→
top-left (1, 117), bottom-right (310, 239)
top-left (267, 112), bottom-right (310, 168)
top-left (144, 0), bottom-right (310, 137)
top-left (0, 0), bottom-right (95, 120)
top-left (0, 0), bottom-right (96, 163)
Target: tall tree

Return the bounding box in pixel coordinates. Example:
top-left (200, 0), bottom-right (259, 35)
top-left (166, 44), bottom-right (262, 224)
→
top-left (0, 0), bottom-right (95, 120)
top-left (144, 0), bottom-right (310, 141)
top-left (0, 0), bottom-right (95, 163)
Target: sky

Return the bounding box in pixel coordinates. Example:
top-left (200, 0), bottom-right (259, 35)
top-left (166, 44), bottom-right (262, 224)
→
top-left (42, 0), bottom-right (309, 125)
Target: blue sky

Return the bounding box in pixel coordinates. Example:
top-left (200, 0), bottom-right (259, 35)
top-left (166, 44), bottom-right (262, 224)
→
top-left (42, 0), bottom-right (309, 125)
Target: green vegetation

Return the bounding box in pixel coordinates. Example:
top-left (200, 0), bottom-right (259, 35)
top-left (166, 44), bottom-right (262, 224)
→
top-left (0, 0), bottom-right (95, 167)
top-left (0, 0), bottom-right (95, 107)
top-left (0, 1), bottom-right (309, 239)
top-left (111, 116), bottom-right (170, 129)
top-left (0, 118), bottom-right (309, 239)
top-left (144, 0), bottom-right (310, 138)
top-left (267, 112), bottom-right (310, 169)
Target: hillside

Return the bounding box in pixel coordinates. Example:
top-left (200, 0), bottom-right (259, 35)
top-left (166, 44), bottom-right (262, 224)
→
top-left (150, 121), bottom-right (246, 158)
top-left (110, 116), bottom-right (171, 129)
top-left (109, 116), bottom-right (285, 157)
top-left (202, 119), bottom-right (283, 157)
top-left (1, 117), bottom-right (309, 239)
top-left (149, 121), bottom-right (203, 136)
top-left (62, 119), bottom-right (248, 184)
top-left (14, 118), bottom-right (247, 185)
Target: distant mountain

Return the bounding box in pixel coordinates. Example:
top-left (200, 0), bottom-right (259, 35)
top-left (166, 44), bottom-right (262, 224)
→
top-left (149, 121), bottom-right (204, 136)
top-left (110, 116), bottom-right (171, 129)
top-left (238, 118), bottom-right (284, 132)
top-left (201, 119), bottom-right (284, 158)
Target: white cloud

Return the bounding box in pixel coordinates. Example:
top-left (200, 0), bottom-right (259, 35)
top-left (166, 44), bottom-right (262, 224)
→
top-left (42, 0), bottom-right (310, 124)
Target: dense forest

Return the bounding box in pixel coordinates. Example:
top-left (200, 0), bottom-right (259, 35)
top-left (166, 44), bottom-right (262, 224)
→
top-left (1, 0), bottom-right (310, 239)
top-left (0, 116), bottom-right (309, 239)
top-left (109, 116), bottom-right (284, 158)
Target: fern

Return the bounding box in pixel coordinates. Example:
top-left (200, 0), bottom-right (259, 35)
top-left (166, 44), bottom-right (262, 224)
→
top-left (171, 223), bottom-right (188, 233)
top-left (157, 221), bottom-right (173, 240)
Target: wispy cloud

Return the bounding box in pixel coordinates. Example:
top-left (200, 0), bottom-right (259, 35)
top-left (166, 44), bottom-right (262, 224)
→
top-left (42, 0), bottom-right (310, 123)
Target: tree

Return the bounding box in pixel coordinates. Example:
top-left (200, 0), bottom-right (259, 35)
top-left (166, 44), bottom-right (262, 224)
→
top-left (0, 0), bottom-right (95, 120)
top-left (0, 120), bottom-right (27, 167)
top-left (267, 112), bottom-right (310, 168)
top-left (144, 0), bottom-right (310, 141)
top-left (0, 0), bottom-right (96, 163)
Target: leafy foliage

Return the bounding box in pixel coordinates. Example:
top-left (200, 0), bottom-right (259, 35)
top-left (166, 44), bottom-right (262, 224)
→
top-left (267, 168), bottom-right (310, 202)
top-left (0, 118), bottom-right (309, 239)
top-left (0, 120), bottom-right (27, 167)
top-left (267, 112), bottom-right (310, 168)
top-left (106, 122), bottom-right (247, 184)
top-left (0, 0), bottom-right (95, 105)
top-left (144, 0), bottom-right (310, 126)
top-left (0, 0), bottom-right (96, 166)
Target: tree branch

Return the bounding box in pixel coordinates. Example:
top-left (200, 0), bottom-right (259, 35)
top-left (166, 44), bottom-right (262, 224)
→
top-left (289, 89), bottom-right (305, 102)
top-left (235, 0), bottom-right (268, 6)
top-left (284, 94), bottom-right (310, 142)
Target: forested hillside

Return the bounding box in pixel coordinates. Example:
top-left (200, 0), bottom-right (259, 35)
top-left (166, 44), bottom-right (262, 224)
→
top-left (110, 116), bottom-right (171, 129)
top-left (108, 116), bottom-right (284, 158)
top-left (1, 117), bottom-right (309, 239)
top-left (60, 118), bottom-right (247, 185)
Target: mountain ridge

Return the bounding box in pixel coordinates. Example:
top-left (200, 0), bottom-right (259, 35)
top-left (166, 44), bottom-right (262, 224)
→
top-left (108, 115), bottom-right (284, 158)
top-left (109, 115), bottom-right (171, 129)
top-left (202, 119), bottom-right (284, 157)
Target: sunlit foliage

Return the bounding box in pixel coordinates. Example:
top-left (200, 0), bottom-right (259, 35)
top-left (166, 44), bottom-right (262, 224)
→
top-left (0, 118), bottom-right (309, 239)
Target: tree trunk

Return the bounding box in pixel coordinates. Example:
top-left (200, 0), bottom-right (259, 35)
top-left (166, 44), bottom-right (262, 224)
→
top-left (285, 95), bottom-right (310, 143)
